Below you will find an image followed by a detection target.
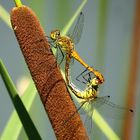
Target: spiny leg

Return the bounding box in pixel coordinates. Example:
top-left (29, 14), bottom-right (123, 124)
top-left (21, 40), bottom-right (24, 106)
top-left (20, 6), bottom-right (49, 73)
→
top-left (76, 67), bottom-right (89, 84)
top-left (56, 46), bottom-right (65, 66)
top-left (62, 101), bottom-right (87, 127)
top-left (86, 71), bottom-right (92, 83)
top-left (83, 71), bottom-right (92, 83)
top-left (55, 101), bottom-right (87, 133)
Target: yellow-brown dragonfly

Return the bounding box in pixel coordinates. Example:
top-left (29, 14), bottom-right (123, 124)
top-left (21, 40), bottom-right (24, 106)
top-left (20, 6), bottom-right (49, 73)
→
top-left (48, 12), bottom-right (104, 84)
top-left (65, 67), bottom-right (134, 136)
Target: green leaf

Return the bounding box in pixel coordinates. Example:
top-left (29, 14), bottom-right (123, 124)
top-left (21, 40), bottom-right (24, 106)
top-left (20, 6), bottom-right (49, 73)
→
top-left (0, 59), bottom-right (41, 139)
top-left (0, 5), bottom-right (11, 28)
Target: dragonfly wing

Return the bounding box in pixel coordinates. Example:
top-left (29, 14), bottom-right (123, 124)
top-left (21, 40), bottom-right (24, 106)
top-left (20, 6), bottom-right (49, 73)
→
top-left (48, 40), bottom-right (57, 49)
top-left (79, 101), bottom-right (89, 114)
top-left (94, 96), bottom-right (134, 119)
top-left (55, 46), bottom-right (66, 66)
top-left (93, 96), bottom-right (111, 108)
top-left (47, 37), bottom-right (54, 44)
top-left (68, 12), bottom-right (84, 45)
top-left (70, 57), bottom-right (75, 66)
top-left (84, 101), bottom-right (94, 137)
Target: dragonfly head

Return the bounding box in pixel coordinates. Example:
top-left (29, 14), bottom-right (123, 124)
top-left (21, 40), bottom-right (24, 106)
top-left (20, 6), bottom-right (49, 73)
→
top-left (50, 30), bottom-right (61, 40)
top-left (90, 77), bottom-right (100, 86)
top-left (95, 78), bottom-right (103, 85)
top-left (87, 77), bottom-right (99, 92)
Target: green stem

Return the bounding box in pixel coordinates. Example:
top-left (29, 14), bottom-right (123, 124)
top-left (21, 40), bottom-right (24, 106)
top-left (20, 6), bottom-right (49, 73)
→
top-left (14, 0), bottom-right (22, 7)
top-left (0, 59), bottom-right (41, 139)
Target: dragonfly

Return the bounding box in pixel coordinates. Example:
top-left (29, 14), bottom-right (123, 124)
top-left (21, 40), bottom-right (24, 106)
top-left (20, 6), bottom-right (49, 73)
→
top-left (64, 67), bottom-right (134, 136)
top-left (48, 12), bottom-right (104, 84)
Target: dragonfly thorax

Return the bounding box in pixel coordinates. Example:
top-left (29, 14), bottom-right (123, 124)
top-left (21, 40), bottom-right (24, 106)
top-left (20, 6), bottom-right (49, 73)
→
top-left (57, 36), bottom-right (74, 52)
top-left (84, 85), bottom-right (97, 99)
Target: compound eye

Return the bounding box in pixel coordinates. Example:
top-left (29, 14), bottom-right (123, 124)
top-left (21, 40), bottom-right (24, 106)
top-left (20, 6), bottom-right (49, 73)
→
top-left (95, 78), bottom-right (100, 85)
top-left (57, 32), bottom-right (60, 36)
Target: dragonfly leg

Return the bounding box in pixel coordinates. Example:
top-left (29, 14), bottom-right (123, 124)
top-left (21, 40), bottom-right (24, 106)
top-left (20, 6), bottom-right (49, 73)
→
top-left (57, 46), bottom-right (65, 66)
top-left (85, 72), bottom-right (92, 83)
top-left (48, 41), bottom-right (57, 48)
top-left (76, 67), bottom-right (89, 84)
top-left (61, 101), bottom-right (87, 126)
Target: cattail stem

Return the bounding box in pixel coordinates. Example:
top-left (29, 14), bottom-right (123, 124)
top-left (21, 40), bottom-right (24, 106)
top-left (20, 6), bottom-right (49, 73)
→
top-left (14, 0), bottom-right (22, 7)
top-left (10, 5), bottom-right (88, 140)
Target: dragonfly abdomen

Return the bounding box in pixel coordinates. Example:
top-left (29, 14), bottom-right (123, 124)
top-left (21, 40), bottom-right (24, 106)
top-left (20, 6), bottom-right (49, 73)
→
top-left (68, 82), bottom-right (97, 100)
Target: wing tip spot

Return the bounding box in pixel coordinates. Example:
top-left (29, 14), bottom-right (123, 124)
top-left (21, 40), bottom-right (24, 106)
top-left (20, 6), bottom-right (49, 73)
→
top-left (129, 109), bottom-right (134, 113)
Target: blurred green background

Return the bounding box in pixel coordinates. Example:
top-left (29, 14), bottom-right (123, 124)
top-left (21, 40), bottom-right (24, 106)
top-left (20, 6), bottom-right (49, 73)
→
top-left (0, 0), bottom-right (139, 140)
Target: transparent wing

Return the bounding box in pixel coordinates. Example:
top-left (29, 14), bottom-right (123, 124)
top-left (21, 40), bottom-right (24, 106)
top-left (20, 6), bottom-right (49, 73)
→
top-left (79, 101), bottom-right (89, 114)
top-left (75, 96), bottom-right (110, 116)
top-left (84, 101), bottom-right (94, 136)
top-left (80, 95), bottom-right (133, 136)
top-left (93, 96), bottom-right (111, 108)
top-left (47, 37), bottom-right (54, 44)
top-left (62, 95), bottom-right (133, 133)
top-left (81, 96), bottom-right (110, 134)
top-left (68, 12), bottom-right (84, 44)
top-left (94, 96), bottom-right (134, 119)
top-left (55, 46), bottom-right (66, 66)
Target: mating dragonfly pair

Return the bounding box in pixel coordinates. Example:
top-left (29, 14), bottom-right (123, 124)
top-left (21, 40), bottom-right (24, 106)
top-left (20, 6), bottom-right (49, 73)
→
top-left (47, 12), bottom-right (133, 136)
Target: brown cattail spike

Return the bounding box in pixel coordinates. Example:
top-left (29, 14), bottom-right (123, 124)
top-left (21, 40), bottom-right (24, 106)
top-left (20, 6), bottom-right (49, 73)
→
top-left (10, 5), bottom-right (88, 140)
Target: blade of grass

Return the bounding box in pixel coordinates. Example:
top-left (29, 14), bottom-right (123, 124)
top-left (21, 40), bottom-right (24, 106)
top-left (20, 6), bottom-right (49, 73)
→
top-left (1, 77), bottom-right (56, 140)
top-left (96, 0), bottom-right (108, 67)
top-left (0, 5), bottom-right (11, 28)
top-left (1, 80), bottom-right (36, 139)
top-left (0, 59), bottom-right (41, 139)
top-left (93, 110), bottom-right (120, 140)
top-left (55, 0), bottom-right (70, 31)
top-left (0, 3), bottom-right (42, 139)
